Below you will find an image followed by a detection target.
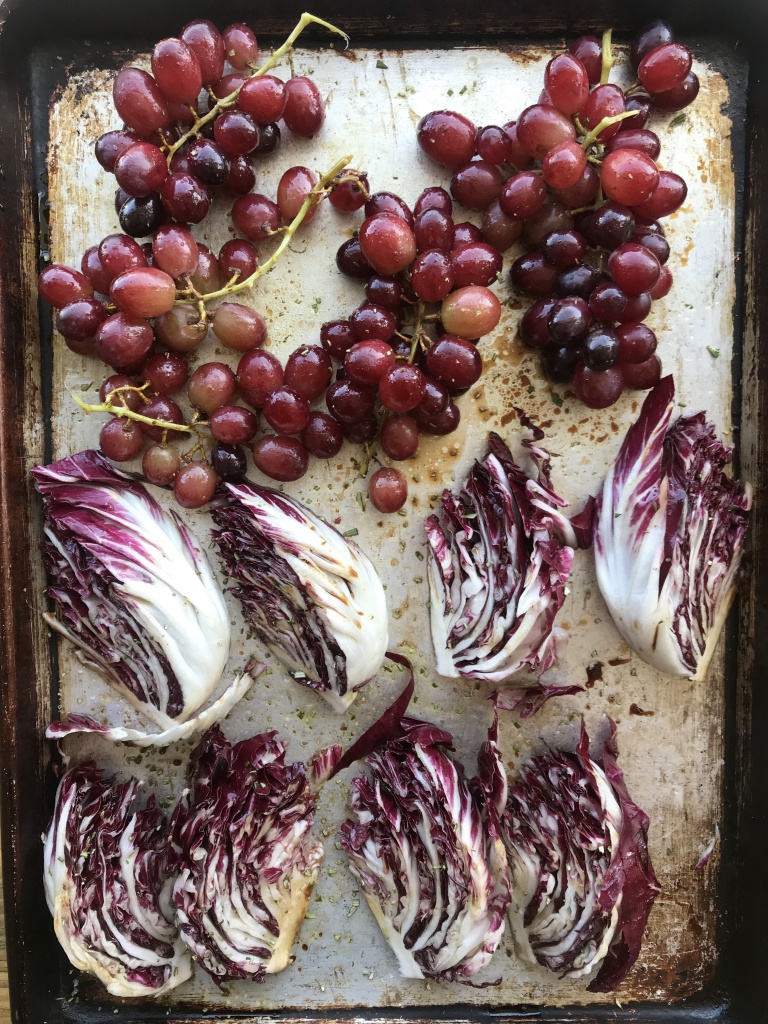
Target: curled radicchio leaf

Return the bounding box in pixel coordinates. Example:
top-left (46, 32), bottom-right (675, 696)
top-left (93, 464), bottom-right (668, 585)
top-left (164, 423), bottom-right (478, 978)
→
top-left (426, 431), bottom-right (589, 684)
top-left (211, 481), bottom-right (388, 712)
top-left (32, 450), bottom-right (233, 734)
top-left (170, 726), bottom-right (322, 984)
top-left (594, 376), bottom-right (751, 680)
top-left (337, 660), bottom-right (511, 984)
top-left (493, 682), bottom-right (585, 719)
top-left (502, 719), bottom-right (659, 992)
top-left (43, 762), bottom-right (191, 997)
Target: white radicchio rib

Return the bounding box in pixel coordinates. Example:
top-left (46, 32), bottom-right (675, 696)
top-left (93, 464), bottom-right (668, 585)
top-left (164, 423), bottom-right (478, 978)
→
top-left (33, 451), bottom-right (232, 732)
top-left (211, 481), bottom-right (388, 712)
top-left (339, 714), bottom-right (511, 984)
top-left (426, 430), bottom-right (590, 682)
top-left (43, 762), bottom-right (192, 997)
top-left (170, 726), bottom-right (323, 984)
top-left (594, 376), bottom-right (751, 679)
top-left (502, 720), bottom-right (659, 992)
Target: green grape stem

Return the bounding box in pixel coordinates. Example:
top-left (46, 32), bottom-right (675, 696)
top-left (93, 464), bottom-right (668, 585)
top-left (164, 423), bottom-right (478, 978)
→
top-left (166, 12), bottom-right (349, 168)
top-left (581, 110), bottom-right (638, 150)
top-left (72, 391), bottom-right (196, 434)
top-left (600, 27), bottom-right (614, 85)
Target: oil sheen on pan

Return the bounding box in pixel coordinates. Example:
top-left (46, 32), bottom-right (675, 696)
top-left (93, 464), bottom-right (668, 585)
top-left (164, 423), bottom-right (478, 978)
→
top-left (45, 42), bottom-right (734, 1009)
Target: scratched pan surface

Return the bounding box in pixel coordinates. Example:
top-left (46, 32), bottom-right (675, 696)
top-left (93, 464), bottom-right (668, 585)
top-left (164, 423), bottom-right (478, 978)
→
top-left (39, 38), bottom-right (739, 1014)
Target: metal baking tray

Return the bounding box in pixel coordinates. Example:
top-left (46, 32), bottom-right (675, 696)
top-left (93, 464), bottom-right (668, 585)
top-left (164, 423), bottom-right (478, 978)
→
top-left (0, 1), bottom-right (765, 1022)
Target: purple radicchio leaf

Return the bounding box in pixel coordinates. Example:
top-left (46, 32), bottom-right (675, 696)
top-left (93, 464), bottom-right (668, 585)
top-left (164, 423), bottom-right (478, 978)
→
top-left (502, 718), bottom-right (658, 991)
top-left (210, 481), bottom-right (388, 712)
top-left (493, 683), bottom-right (585, 719)
top-left (337, 665), bottom-right (511, 985)
top-left (32, 450), bottom-right (231, 730)
top-left (43, 761), bottom-right (191, 997)
top-left (426, 430), bottom-right (589, 684)
top-left (169, 725), bottom-right (323, 984)
top-left (594, 377), bottom-right (752, 679)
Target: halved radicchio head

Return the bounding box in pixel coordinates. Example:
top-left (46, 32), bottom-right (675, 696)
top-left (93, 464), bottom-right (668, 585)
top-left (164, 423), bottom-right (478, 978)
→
top-left (43, 762), bottom-right (191, 997)
top-left (594, 376), bottom-right (751, 679)
top-left (170, 725), bottom-right (323, 984)
top-left (426, 429), bottom-right (591, 683)
top-left (502, 720), bottom-right (659, 992)
top-left (338, 674), bottom-right (511, 984)
top-left (211, 481), bottom-right (388, 712)
top-left (33, 451), bottom-right (235, 739)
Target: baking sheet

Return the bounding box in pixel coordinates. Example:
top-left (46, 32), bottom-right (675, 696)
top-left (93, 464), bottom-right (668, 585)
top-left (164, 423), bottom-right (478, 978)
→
top-left (45, 41), bottom-right (734, 1008)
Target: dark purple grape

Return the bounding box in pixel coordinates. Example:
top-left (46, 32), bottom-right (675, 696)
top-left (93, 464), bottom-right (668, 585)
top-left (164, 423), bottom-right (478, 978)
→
top-left (591, 202), bottom-right (635, 250)
top-left (582, 325), bottom-right (621, 370)
top-left (543, 344), bottom-right (581, 383)
top-left (556, 263), bottom-right (603, 299)
top-left (547, 296), bottom-right (592, 344)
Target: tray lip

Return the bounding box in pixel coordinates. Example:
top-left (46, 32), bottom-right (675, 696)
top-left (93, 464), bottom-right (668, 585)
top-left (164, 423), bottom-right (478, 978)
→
top-left (0, 2), bottom-right (763, 1022)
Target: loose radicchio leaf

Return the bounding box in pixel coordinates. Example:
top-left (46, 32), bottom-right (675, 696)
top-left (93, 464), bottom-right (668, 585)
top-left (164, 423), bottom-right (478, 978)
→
top-left (338, 691), bottom-right (511, 984)
top-left (43, 761), bottom-right (191, 997)
top-left (502, 719), bottom-right (659, 992)
top-left (45, 664), bottom-right (262, 746)
top-left (211, 481), bottom-right (388, 712)
top-left (493, 682), bottom-right (585, 719)
top-left (170, 725), bottom-right (323, 984)
top-left (426, 431), bottom-right (587, 683)
top-left (594, 377), bottom-right (752, 679)
top-left (32, 450), bottom-right (231, 730)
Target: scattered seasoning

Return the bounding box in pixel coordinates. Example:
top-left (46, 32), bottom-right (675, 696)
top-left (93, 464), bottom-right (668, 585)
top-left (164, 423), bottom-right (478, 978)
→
top-left (459, 84), bottom-right (467, 94)
top-left (549, 390), bottom-right (564, 407)
top-left (707, 346), bottom-right (720, 358)
top-left (355, 490), bottom-right (366, 512)
top-left (585, 661), bottom-right (604, 688)
top-left (343, 527), bottom-right (359, 537)
top-left (629, 703), bottom-right (655, 716)
top-left (670, 113), bottom-right (687, 127)
top-left (376, 59), bottom-right (388, 69)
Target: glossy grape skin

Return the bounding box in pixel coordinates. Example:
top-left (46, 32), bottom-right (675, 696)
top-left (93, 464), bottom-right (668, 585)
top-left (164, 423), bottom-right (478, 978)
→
top-left (366, 275), bottom-right (402, 309)
top-left (416, 377), bottom-right (450, 418)
top-left (301, 411), bottom-right (344, 458)
top-left (632, 230), bottom-right (670, 266)
top-left (214, 111), bottom-right (259, 156)
top-left (320, 320), bottom-right (356, 358)
top-left (520, 298), bottom-right (558, 349)
top-left (110, 267), bottom-right (177, 319)
top-left (219, 240), bottom-right (259, 283)
top-left (359, 214), bottom-right (417, 276)
top-left (160, 173), bottom-right (211, 224)
top-left (414, 209), bottom-right (455, 253)
top-left (573, 364), bottom-right (624, 408)
top-left (441, 285), bottom-right (501, 337)
top-left (113, 68), bottom-right (170, 135)
top-left (341, 416), bottom-right (378, 444)
top-left (516, 104), bottom-right (576, 159)
top-left (232, 193), bottom-right (282, 241)
top-left (155, 305), bottom-right (207, 353)
top-left (222, 22), bottom-right (259, 70)
top-left (369, 468), bottom-right (408, 513)
top-left (543, 344), bottom-right (580, 383)
top-left (605, 129), bottom-right (661, 160)
top-left (415, 400), bottom-right (461, 435)
top-left (542, 140), bottom-right (587, 190)
top-left (210, 442), bottom-right (247, 480)
top-left (283, 76), bottom-right (325, 136)
top-left (608, 243), bottom-right (660, 295)
top-left (262, 386), bottom-right (310, 435)
top-left (556, 262), bottom-right (604, 299)
top-left (417, 110), bottom-right (477, 168)
top-left (187, 139), bottom-right (230, 187)
top-left (450, 160), bottom-right (502, 210)
top-left (617, 322), bottom-right (657, 363)
top-left (142, 351), bottom-right (189, 395)
top-left (570, 35), bottom-right (602, 83)
top-left (379, 364), bottom-right (426, 413)
top-left (499, 170), bottom-right (546, 220)
top-left (623, 353), bottom-right (662, 389)
top-left (510, 253), bottom-right (560, 297)
top-left (152, 224), bottom-right (198, 278)
top-left (365, 192), bottom-right (414, 226)
top-left (118, 194), bottom-right (167, 238)
top-left (414, 187), bottom-right (453, 217)
top-left (252, 121), bottom-right (281, 155)
top-left (426, 335), bottom-right (482, 391)
top-left (238, 350), bottom-right (284, 407)
top-left (453, 222), bottom-right (483, 247)
top-left (94, 313), bottom-right (154, 369)
top-left (211, 73), bottom-right (248, 101)
top-left (192, 244), bottom-right (221, 291)
top-left (624, 93), bottom-right (654, 129)
top-left (238, 75), bottom-right (287, 121)
top-left (616, 291), bottom-right (652, 323)
top-left (39, 265), bottom-right (94, 308)
top-left (582, 325), bottom-right (620, 369)
top-left (181, 20), bottom-right (225, 85)
top-left (174, 462), bottom-right (219, 508)
top-left (209, 404), bottom-right (259, 444)
top-left (475, 125), bottom-right (512, 164)
top-left (54, 297), bottom-right (106, 342)
top-left (143, 443), bottom-right (182, 485)
top-left (100, 374), bottom-right (142, 410)
top-left (139, 396), bottom-right (184, 441)
top-left (100, 418), bottom-right (143, 462)
top-left (578, 84), bottom-right (626, 140)
top-left (547, 296), bottom-right (592, 344)
top-left (276, 165), bottom-right (318, 224)
top-left (591, 202), bottom-right (636, 251)
top-left (632, 171), bottom-right (688, 219)
top-left (329, 170), bottom-right (369, 213)
top-left (95, 129), bottom-right (139, 172)
top-left (540, 229), bottom-right (587, 269)
top-left (653, 72), bottom-right (700, 111)
top-left (638, 42), bottom-right (692, 93)
top-left (630, 19), bottom-right (674, 70)
top-left (326, 379), bottom-right (376, 422)
top-left (284, 345), bottom-right (333, 400)
top-left (650, 264), bottom-right (673, 299)
top-left (411, 249), bottom-right (454, 302)
top-left (98, 235), bottom-right (147, 282)
top-left (601, 150), bottom-right (660, 206)
top-left (381, 415), bottom-right (420, 460)
top-left (151, 38), bottom-right (203, 104)
top-left (521, 197), bottom-right (572, 248)
top-left (481, 201), bottom-right (523, 251)
top-left (343, 341), bottom-right (395, 388)
top-left (589, 281), bottom-right (628, 321)
top-left (188, 362), bottom-right (237, 414)
top-left (544, 53), bottom-right (590, 115)
top-left (336, 238), bottom-right (374, 278)
top-left (451, 242), bottom-right (502, 287)
top-left (253, 437), bottom-right (309, 481)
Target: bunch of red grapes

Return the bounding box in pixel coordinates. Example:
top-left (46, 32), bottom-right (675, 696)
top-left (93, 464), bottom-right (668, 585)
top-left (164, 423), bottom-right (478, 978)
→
top-left (416, 20), bottom-right (697, 409)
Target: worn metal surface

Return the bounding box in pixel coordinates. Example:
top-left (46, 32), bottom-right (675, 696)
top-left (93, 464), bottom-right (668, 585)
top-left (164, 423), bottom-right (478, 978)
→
top-left (44, 43), bottom-right (734, 1011)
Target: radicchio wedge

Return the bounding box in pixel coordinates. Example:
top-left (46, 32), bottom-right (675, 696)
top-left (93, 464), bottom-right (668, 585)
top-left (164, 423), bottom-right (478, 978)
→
top-left (33, 451), bottom-right (235, 739)
top-left (211, 481), bottom-right (388, 712)
top-left (338, 666), bottom-right (511, 984)
top-left (170, 725), bottom-right (322, 984)
top-left (43, 762), bottom-right (191, 997)
top-left (594, 377), bottom-right (751, 679)
top-left (502, 720), bottom-right (659, 992)
top-left (426, 429), bottom-right (590, 683)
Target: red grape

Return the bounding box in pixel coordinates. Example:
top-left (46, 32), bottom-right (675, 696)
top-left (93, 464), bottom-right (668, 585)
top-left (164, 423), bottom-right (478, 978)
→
top-left (151, 37), bottom-right (203, 104)
top-left (110, 267), bottom-right (177, 318)
top-left (414, 209), bottom-right (455, 252)
top-left (160, 173), bottom-right (211, 224)
top-left (451, 242), bottom-right (502, 287)
top-left (578, 84), bottom-right (626, 140)
top-left (543, 344), bottom-right (580, 383)
top-left (81, 247), bottom-right (112, 294)
top-left (573, 365), bottom-right (624, 408)
top-left (100, 418), bottom-right (143, 461)
top-left (219, 239), bottom-right (259, 281)
top-left (556, 263), bottom-right (603, 299)
top-left (450, 160), bottom-right (502, 210)
top-left (589, 281), bottom-right (628, 321)
top-left (630, 20), bottom-right (674, 70)
top-left (113, 68), bottom-right (170, 135)
top-left (653, 72), bottom-right (700, 111)
top-left (180, 20), bottom-right (225, 85)
top-left (411, 249), bottom-right (454, 302)
top-left (475, 125), bottom-right (512, 164)
top-left (605, 129), bottom-right (661, 160)
top-left (415, 400), bottom-right (460, 435)
top-left (365, 192), bottom-right (414, 226)
top-left (453, 222), bottom-right (483, 246)
top-left (481, 201), bottom-right (523, 251)
top-left (263, 386), bottom-right (310, 435)
top-left (591, 202), bottom-right (636, 250)
top-left (414, 187), bottom-right (452, 217)
top-left (283, 76), bottom-right (325, 137)
top-left (381, 415), bottom-right (420, 460)
top-left (544, 53), bottom-right (589, 114)
top-left (152, 223), bottom-right (198, 278)
top-left (616, 292), bottom-right (652, 323)
top-left (155, 305), bottom-right (207, 352)
top-left (100, 374), bottom-right (142, 410)
top-left (601, 150), bottom-right (660, 206)
top-left (142, 351), bottom-right (188, 395)
top-left (232, 193), bottom-right (282, 241)
top-left (143, 443), bottom-right (181, 485)
top-left (188, 361), bottom-right (237, 413)
top-left (548, 296), bottom-right (592, 344)
top-left (95, 313), bottom-right (154, 369)
top-left (187, 139), bottom-right (229, 187)
top-left (301, 412), bottom-right (343, 458)
top-left (329, 170), bottom-right (369, 212)
top-left (502, 121), bottom-right (533, 169)
top-left (320, 320), bottom-right (356, 358)
top-left (253, 436), bottom-right (309, 481)
top-left (238, 350), bottom-right (284, 407)
top-left (522, 197), bottom-right (573, 248)
top-left (326, 380), bottom-right (376, 422)
top-left (442, 285), bottom-right (501, 336)
top-left (174, 462), bottom-right (218, 508)
top-left (622, 353), bottom-right (662, 389)
top-left (617, 322), bottom-right (657, 363)
top-left (570, 35), bottom-right (602, 83)
top-left (426, 335), bottom-right (482, 391)
top-left (214, 110), bottom-right (259, 156)
top-left (95, 129), bottom-right (139, 172)
top-left (277, 165), bottom-right (318, 223)
top-left (39, 265), bottom-right (94, 308)
top-left (553, 165), bottom-right (600, 208)
top-left (369, 468), bottom-right (408, 513)
top-left (499, 170), bottom-right (546, 219)
top-left (366, 275), bottom-right (402, 309)
top-left (649, 264), bottom-right (673, 299)
top-left (638, 42), bottom-right (692, 93)
top-left (238, 75), bottom-right (287, 121)
top-left (542, 140), bottom-right (587, 189)
top-left (222, 22), bottom-right (259, 70)
top-left (510, 253), bottom-right (560, 297)
top-left (520, 298), bottom-right (558, 349)
top-left (632, 171), bottom-right (687, 219)
top-left (140, 396), bottom-right (184, 441)
top-left (336, 238), bottom-right (374, 278)
top-left (417, 110), bottom-right (476, 168)
top-left (516, 104), bottom-right (576, 159)
top-left (540, 229), bottom-right (587, 268)
top-left (284, 345), bottom-right (332, 400)
top-left (608, 243), bottom-right (660, 295)
top-left (211, 303), bottom-right (266, 352)
top-left (209, 404), bottom-right (259, 443)
top-left (379, 364), bottom-right (426, 412)
top-left (359, 213), bottom-right (417, 275)
top-left (98, 234), bottom-right (147, 281)
top-left (344, 341), bottom-right (396, 387)
top-left (210, 442), bottom-right (247, 480)
top-left (582, 325), bottom-right (620, 369)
